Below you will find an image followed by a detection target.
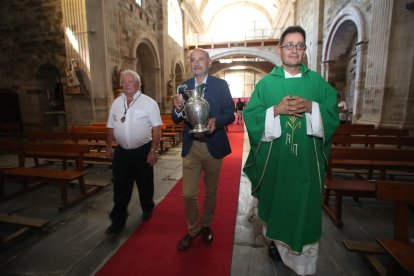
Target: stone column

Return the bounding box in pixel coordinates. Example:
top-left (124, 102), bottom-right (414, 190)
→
top-left (351, 41), bottom-right (368, 122)
top-left (359, 0), bottom-right (393, 123)
top-left (321, 60), bottom-right (336, 86)
top-left (62, 0), bottom-right (115, 124)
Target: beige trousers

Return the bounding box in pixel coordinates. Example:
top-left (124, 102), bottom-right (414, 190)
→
top-left (182, 141), bottom-right (223, 236)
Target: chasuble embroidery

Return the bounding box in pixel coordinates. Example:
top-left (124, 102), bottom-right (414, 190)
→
top-left (285, 115), bottom-right (302, 156)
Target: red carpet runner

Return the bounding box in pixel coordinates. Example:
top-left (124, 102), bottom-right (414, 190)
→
top-left (97, 123), bottom-right (244, 276)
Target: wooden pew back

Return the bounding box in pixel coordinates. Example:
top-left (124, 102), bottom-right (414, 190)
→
top-left (376, 181), bottom-right (414, 241)
top-left (324, 147), bottom-right (414, 227)
top-left (329, 147), bottom-right (414, 179)
top-left (334, 127), bottom-right (409, 137)
top-left (67, 125), bottom-right (108, 133)
top-left (332, 135), bottom-right (414, 149)
top-left (376, 181), bottom-right (414, 274)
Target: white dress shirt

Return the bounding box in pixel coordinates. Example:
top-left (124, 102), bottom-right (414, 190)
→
top-left (107, 91), bottom-right (162, 149)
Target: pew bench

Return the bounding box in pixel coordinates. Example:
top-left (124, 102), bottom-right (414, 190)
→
top-left (334, 127), bottom-right (410, 137)
top-left (0, 142), bottom-right (99, 211)
top-left (26, 131), bottom-right (114, 166)
top-left (0, 212), bottom-right (49, 247)
top-left (67, 125), bottom-right (108, 133)
top-left (158, 136), bottom-right (172, 153)
top-left (332, 135), bottom-right (414, 149)
top-left (342, 181), bottom-right (414, 275)
top-left (323, 147), bottom-right (414, 227)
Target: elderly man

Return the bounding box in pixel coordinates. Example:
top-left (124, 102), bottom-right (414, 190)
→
top-left (105, 69), bottom-right (162, 235)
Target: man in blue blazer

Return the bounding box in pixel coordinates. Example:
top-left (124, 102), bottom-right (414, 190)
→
top-left (172, 48), bottom-right (235, 251)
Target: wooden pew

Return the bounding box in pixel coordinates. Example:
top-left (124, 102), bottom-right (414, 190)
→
top-left (25, 132), bottom-right (83, 168)
top-left (332, 135), bottom-right (414, 149)
top-left (334, 127), bottom-right (410, 137)
top-left (323, 147), bottom-right (414, 227)
top-left (90, 122), bottom-right (107, 127)
top-left (0, 142), bottom-right (99, 211)
top-left (26, 131), bottom-right (112, 166)
top-left (0, 122), bottom-right (44, 141)
top-left (336, 123), bottom-right (375, 130)
top-left (0, 213), bottom-right (49, 248)
top-left (329, 147), bottom-right (414, 180)
top-left (376, 181), bottom-right (414, 275)
top-left (66, 125), bottom-right (108, 133)
top-left (342, 181), bottom-right (414, 275)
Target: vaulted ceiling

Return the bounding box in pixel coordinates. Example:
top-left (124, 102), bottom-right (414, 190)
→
top-left (183, 0), bottom-right (294, 41)
top-left (196, 0), bottom-right (284, 30)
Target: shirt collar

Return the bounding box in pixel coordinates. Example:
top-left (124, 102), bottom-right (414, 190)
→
top-left (194, 75), bottom-right (208, 88)
top-left (284, 70), bottom-right (302, 78)
top-left (122, 90), bottom-right (141, 100)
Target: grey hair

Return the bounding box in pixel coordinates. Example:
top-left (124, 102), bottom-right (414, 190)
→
top-left (120, 69), bottom-right (141, 86)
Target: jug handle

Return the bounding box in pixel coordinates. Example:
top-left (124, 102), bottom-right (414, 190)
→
top-left (176, 84), bottom-right (187, 95)
top-left (176, 83), bottom-right (188, 119)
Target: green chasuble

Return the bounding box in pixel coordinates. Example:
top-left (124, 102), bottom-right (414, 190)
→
top-left (243, 65), bottom-right (339, 253)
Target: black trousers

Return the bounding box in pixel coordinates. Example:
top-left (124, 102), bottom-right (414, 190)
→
top-left (109, 142), bottom-right (155, 225)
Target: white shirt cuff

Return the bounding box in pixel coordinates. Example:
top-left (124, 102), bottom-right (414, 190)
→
top-left (262, 107), bottom-right (281, 141)
top-left (305, 102), bottom-right (324, 138)
top-left (174, 109), bottom-right (183, 117)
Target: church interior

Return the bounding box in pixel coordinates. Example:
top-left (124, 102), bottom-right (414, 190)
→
top-left (0, 0), bottom-right (413, 275)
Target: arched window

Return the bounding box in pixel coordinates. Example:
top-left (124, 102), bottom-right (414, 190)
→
top-left (168, 0), bottom-right (183, 46)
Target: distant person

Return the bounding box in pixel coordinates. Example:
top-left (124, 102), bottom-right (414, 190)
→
top-left (243, 26), bottom-right (339, 275)
top-left (235, 98), bottom-right (245, 124)
top-left (337, 94), bottom-right (348, 123)
top-left (105, 69), bottom-right (162, 235)
top-left (172, 48), bottom-right (235, 251)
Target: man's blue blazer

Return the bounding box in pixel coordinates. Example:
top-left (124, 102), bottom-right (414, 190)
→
top-left (171, 75), bottom-right (235, 159)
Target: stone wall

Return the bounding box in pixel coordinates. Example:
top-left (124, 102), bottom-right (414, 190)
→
top-left (0, 0), bottom-right (186, 126)
top-left (0, 0), bottom-right (66, 128)
top-left (296, 0), bottom-right (413, 128)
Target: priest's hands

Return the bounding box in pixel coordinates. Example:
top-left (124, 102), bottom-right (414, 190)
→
top-left (274, 96), bottom-right (312, 117)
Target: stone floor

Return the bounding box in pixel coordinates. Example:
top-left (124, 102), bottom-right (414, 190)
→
top-left (0, 127), bottom-right (411, 275)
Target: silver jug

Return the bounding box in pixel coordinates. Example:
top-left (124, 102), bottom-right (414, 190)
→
top-left (177, 83), bottom-right (210, 133)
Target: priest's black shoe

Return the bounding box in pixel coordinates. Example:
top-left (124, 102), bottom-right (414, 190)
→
top-left (141, 210), bottom-right (153, 222)
top-left (177, 232), bottom-right (200, 251)
top-left (268, 241), bottom-right (281, 261)
top-left (201, 227), bottom-right (214, 244)
top-left (105, 223), bottom-right (124, 235)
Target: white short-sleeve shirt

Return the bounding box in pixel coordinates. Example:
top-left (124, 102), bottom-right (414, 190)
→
top-left (107, 91), bottom-right (163, 149)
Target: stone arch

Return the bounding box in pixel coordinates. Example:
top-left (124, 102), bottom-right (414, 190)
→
top-left (208, 47), bottom-right (281, 65)
top-left (0, 89), bottom-right (22, 123)
top-left (133, 39), bottom-right (161, 106)
top-left (166, 59), bottom-right (186, 107)
top-left (210, 60), bottom-right (271, 76)
top-left (322, 5), bottom-right (367, 122)
top-left (174, 61), bottom-right (185, 84)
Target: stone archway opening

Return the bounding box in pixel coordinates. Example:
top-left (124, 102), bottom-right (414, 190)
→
top-left (166, 62), bottom-right (185, 108)
top-left (215, 66), bottom-right (266, 99)
top-left (136, 43), bottom-right (157, 99)
top-left (326, 20), bottom-right (358, 121)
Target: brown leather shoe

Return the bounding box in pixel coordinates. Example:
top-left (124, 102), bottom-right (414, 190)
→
top-left (201, 227), bottom-right (214, 244)
top-left (177, 232), bottom-right (200, 251)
